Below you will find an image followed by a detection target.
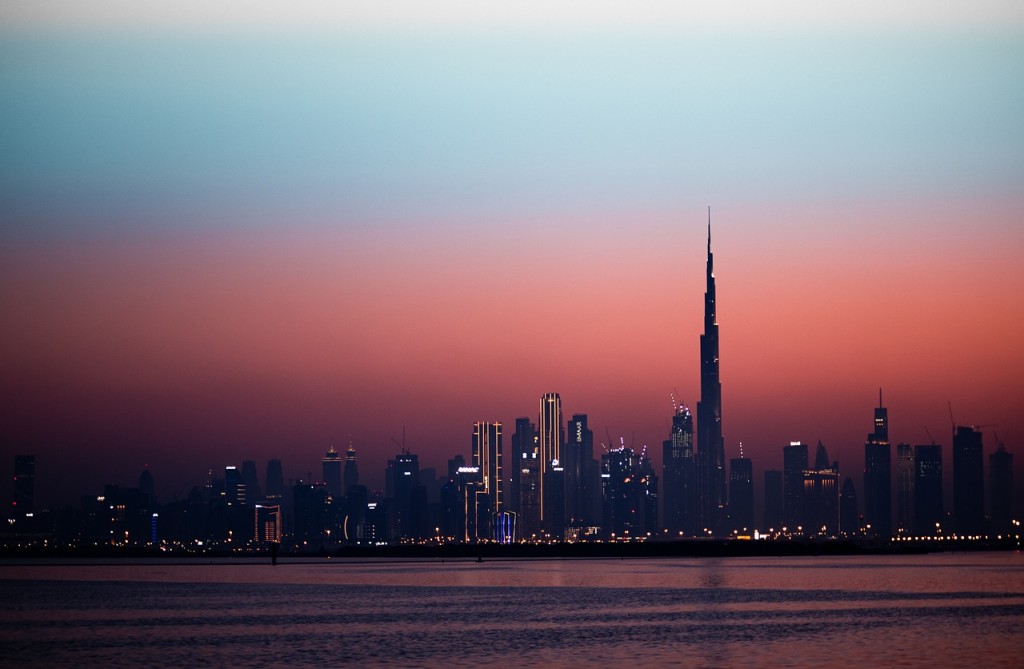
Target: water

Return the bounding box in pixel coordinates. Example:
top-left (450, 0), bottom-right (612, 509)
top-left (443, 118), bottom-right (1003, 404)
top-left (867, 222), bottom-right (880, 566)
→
top-left (2, 553), bottom-right (1022, 667)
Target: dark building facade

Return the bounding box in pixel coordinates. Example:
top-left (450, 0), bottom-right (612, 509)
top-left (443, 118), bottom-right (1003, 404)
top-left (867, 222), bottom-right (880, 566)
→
top-left (322, 446), bottom-right (343, 499)
top-left (895, 443), bottom-right (914, 534)
top-left (783, 442), bottom-right (808, 531)
top-left (696, 217), bottom-right (727, 535)
top-left (989, 443), bottom-right (1014, 535)
top-left (952, 425), bottom-right (984, 536)
top-left (913, 444), bottom-right (943, 535)
top-left (729, 456), bottom-right (754, 534)
top-left (663, 402), bottom-right (697, 536)
top-left (863, 391), bottom-right (892, 539)
top-left (763, 469), bottom-right (783, 530)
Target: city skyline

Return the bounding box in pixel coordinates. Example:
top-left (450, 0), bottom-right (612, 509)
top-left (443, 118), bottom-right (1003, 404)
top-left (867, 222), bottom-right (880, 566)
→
top-left (2, 3), bottom-right (1023, 509)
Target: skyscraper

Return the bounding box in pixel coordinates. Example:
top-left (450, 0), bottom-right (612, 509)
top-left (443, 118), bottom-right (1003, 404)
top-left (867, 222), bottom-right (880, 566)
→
top-left (472, 420), bottom-right (503, 519)
top-left (895, 443), bottom-right (914, 534)
top-left (989, 442), bottom-right (1014, 536)
top-left (322, 446), bottom-right (343, 499)
top-left (539, 392), bottom-right (564, 536)
top-left (696, 214), bottom-right (726, 534)
top-left (663, 401), bottom-right (697, 536)
top-left (565, 413), bottom-right (598, 528)
top-left (763, 470), bottom-right (783, 530)
top-left (863, 390), bottom-right (892, 538)
top-left (601, 445), bottom-right (640, 539)
top-left (513, 418), bottom-right (541, 540)
top-left (783, 442), bottom-right (808, 532)
top-left (11, 455), bottom-right (35, 529)
top-left (729, 455), bottom-right (754, 534)
top-left (265, 459), bottom-right (285, 500)
top-left (914, 444), bottom-right (943, 536)
top-left (344, 444), bottom-right (359, 493)
top-left (952, 425), bottom-right (984, 536)
top-left (241, 460), bottom-right (262, 502)
top-left (839, 477), bottom-right (859, 536)
top-left (802, 441), bottom-right (839, 536)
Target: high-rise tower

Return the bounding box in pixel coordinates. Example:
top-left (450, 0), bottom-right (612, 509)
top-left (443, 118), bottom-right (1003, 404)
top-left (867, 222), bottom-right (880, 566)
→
top-left (344, 444), bottom-right (359, 493)
top-left (323, 446), bottom-right (343, 498)
top-left (863, 389), bottom-right (892, 538)
top-left (663, 401), bottom-right (697, 535)
top-left (539, 392), bottom-right (564, 535)
top-left (696, 210), bottom-right (726, 534)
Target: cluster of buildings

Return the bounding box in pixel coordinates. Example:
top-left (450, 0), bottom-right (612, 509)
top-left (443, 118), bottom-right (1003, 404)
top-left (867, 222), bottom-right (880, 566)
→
top-left (4, 221), bottom-right (1017, 550)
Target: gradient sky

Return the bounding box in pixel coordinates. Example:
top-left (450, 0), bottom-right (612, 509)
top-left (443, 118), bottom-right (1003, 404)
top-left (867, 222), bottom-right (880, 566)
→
top-left (2, 2), bottom-right (1023, 509)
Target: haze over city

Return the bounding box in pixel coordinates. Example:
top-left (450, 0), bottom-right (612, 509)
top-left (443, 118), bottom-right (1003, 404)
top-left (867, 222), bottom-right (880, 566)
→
top-left (2, 1), bottom-right (1023, 509)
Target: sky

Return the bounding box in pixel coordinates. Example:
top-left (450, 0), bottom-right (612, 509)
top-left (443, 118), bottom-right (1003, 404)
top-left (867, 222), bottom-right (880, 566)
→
top-left (2, 1), bottom-right (1023, 511)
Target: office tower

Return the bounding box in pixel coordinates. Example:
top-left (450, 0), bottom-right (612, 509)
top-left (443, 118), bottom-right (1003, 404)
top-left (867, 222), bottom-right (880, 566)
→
top-left (913, 444), bottom-right (943, 535)
top-left (11, 455), bottom-right (35, 527)
top-left (663, 401), bottom-right (698, 536)
top-left (344, 484), bottom-right (368, 543)
top-left (292, 481), bottom-right (329, 546)
top-left (539, 393), bottom-right (564, 536)
top-left (473, 421), bottom-right (503, 513)
top-left (863, 390), bottom-right (892, 538)
top-left (783, 442), bottom-right (808, 532)
top-left (225, 465), bottom-right (245, 507)
top-left (802, 441), bottom-right (839, 536)
top-left (763, 470), bottom-right (783, 530)
top-left (387, 450), bottom-right (426, 541)
top-left (953, 425), bottom-right (984, 536)
top-left (265, 459), bottom-right (285, 499)
top-left (729, 455), bottom-right (754, 534)
top-left (344, 444), bottom-right (359, 493)
top-left (514, 419), bottom-right (541, 540)
top-left (254, 504), bottom-right (282, 543)
top-left (508, 418), bottom-right (533, 518)
top-left (840, 477), bottom-right (859, 536)
top-left (989, 443), bottom-right (1013, 535)
top-left (241, 460), bottom-right (262, 501)
top-left (638, 448), bottom-right (659, 535)
top-left (139, 466), bottom-right (155, 502)
top-left (895, 443), bottom-right (914, 534)
top-left (601, 445), bottom-right (640, 538)
top-left (323, 446), bottom-right (343, 498)
top-left (565, 413), bottom-right (598, 528)
top-left (696, 215), bottom-right (727, 535)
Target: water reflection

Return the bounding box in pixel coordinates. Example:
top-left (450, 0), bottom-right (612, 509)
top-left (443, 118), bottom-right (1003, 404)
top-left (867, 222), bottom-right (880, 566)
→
top-left (1, 554), bottom-right (1023, 668)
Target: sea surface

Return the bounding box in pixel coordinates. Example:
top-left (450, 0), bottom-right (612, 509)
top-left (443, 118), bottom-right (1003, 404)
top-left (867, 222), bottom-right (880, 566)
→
top-left (1, 552), bottom-right (1022, 668)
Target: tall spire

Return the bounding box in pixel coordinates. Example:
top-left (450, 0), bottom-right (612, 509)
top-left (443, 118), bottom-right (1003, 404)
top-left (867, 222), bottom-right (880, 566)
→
top-left (697, 206), bottom-right (725, 535)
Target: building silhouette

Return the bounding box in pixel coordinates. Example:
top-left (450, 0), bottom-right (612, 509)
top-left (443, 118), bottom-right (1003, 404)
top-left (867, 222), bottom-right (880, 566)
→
top-left (601, 445), bottom-right (640, 539)
top-left (913, 444), bottom-right (943, 535)
top-left (11, 455), bottom-right (35, 531)
top-left (265, 459), bottom-right (285, 499)
top-left (839, 477), bottom-right (859, 536)
top-left (322, 446), bottom-right (343, 499)
top-left (565, 413), bottom-right (600, 530)
top-left (989, 442), bottom-right (1014, 535)
top-left (663, 401), bottom-right (698, 536)
top-left (895, 443), bottom-right (914, 535)
top-left (863, 390), bottom-right (892, 538)
top-left (783, 442), bottom-right (808, 531)
top-left (729, 455), bottom-right (754, 534)
top-left (952, 425), bottom-right (984, 536)
top-left (512, 417), bottom-right (541, 540)
top-left (763, 469), bottom-right (783, 530)
top-left (802, 441), bottom-right (839, 536)
top-left (696, 215), bottom-right (727, 535)
top-left (344, 444), bottom-right (359, 494)
top-left (539, 393), bottom-right (564, 537)
top-left (240, 460), bottom-right (262, 502)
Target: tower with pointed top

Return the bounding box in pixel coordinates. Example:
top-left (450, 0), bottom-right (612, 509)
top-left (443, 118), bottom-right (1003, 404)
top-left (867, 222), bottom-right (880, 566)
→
top-left (697, 209), bottom-right (727, 534)
top-left (864, 389), bottom-right (892, 538)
